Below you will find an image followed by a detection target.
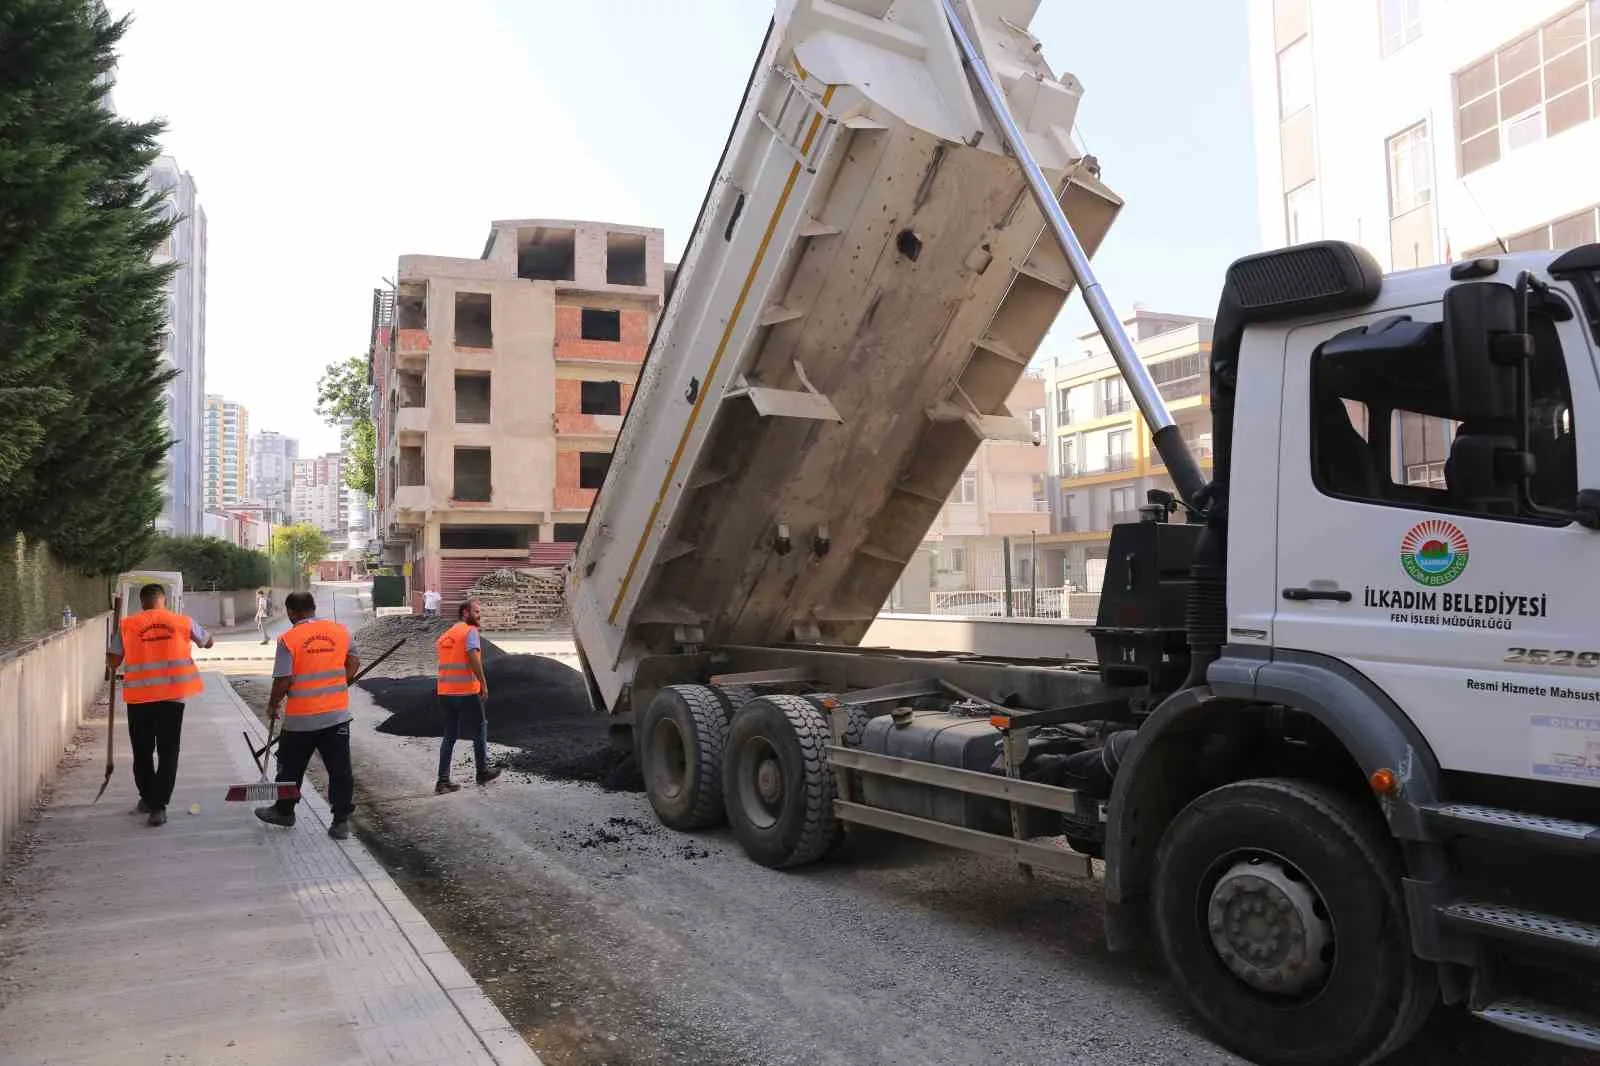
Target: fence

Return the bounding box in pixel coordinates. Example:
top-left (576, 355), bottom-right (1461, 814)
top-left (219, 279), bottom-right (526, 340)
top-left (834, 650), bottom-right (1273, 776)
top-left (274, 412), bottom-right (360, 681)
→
top-left (929, 586), bottom-right (1100, 621)
top-left (0, 535), bottom-right (111, 653)
top-left (1, 613), bottom-right (112, 859)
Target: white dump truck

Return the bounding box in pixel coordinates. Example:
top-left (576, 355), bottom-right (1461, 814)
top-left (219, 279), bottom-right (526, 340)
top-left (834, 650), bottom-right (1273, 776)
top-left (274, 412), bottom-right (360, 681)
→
top-left (567, 2), bottom-right (1600, 1062)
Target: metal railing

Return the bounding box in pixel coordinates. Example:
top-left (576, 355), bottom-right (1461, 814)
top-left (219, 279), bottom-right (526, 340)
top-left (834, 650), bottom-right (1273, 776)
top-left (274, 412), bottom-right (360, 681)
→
top-left (929, 586), bottom-right (1098, 620)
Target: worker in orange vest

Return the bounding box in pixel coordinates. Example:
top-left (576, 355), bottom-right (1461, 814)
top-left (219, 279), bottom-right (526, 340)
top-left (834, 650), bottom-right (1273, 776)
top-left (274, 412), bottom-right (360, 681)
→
top-left (254, 591), bottom-right (360, 840)
top-left (435, 598), bottom-right (501, 793)
top-left (104, 583), bottom-right (214, 826)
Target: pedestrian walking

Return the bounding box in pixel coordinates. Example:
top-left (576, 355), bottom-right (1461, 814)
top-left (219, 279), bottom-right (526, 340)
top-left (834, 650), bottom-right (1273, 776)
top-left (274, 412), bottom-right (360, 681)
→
top-left (423, 588), bottom-right (441, 618)
top-left (254, 591), bottom-right (360, 840)
top-left (255, 587), bottom-right (271, 644)
top-left (435, 599), bottom-right (501, 793)
top-left (104, 583), bottom-right (214, 826)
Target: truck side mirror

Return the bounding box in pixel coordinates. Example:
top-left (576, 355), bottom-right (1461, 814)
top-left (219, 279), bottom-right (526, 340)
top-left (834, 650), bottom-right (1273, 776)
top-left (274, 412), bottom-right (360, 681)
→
top-left (1442, 281), bottom-right (1524, 423)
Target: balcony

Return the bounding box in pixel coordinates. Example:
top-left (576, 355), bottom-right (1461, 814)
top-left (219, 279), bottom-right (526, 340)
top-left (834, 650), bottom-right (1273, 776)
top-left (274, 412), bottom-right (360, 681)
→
top-left (395, 328), bottom-right (430, 370)
top-left (1158, 377), bottom-right (1204, 401)
top-left (985, 510), bottom-right (1051, 537)
top-left (392, 485), bottom-right (428, 513)
top-left (395, 405), bottom-right (428, 440)
top-left (1101, 396), bottom-right (1132, 417)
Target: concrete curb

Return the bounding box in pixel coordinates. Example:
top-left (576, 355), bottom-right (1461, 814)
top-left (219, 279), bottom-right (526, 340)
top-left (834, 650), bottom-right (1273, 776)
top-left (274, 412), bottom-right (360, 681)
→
top-left (213, 676), bottom-right (543, 1066)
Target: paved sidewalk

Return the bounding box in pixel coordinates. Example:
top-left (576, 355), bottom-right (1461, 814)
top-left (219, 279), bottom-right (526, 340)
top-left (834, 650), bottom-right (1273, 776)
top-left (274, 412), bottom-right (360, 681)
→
top-left (0, 675), bottom-right (540, 1066)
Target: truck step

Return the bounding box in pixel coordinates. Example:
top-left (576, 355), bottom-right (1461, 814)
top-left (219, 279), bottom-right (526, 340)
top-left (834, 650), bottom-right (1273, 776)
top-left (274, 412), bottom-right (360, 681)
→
top-left (1421, 803), bottom-right (1600, 853)
top-left (1441, 902), bottom-right (1600, 960)
top-left (1472, 998), bottom-right (1600, 1051)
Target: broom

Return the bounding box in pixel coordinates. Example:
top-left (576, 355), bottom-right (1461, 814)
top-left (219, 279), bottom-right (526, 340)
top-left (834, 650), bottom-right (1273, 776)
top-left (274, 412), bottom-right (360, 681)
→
top-left (92, 595), bottom-right (123, 804)
top-left (225, 637), bottom-right (408, 802)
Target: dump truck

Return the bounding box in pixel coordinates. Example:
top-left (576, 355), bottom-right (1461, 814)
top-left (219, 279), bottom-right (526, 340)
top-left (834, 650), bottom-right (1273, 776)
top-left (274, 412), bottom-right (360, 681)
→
top-left (566, 1), bottom-right (1600, 1062)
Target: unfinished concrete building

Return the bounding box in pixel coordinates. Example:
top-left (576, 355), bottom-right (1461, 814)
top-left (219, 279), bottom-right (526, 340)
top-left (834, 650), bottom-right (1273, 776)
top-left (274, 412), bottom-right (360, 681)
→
top-left (371, 219), bottom-right (665, 611)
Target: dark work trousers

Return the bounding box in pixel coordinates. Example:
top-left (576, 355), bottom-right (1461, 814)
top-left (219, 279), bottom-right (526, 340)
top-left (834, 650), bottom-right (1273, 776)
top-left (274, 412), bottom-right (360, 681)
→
top-left (126, 700), bottom-right (185, 809)
top-left (273, 720), bottom-right (355, 821)
top-left (438, 694), bottom-right (489, 782)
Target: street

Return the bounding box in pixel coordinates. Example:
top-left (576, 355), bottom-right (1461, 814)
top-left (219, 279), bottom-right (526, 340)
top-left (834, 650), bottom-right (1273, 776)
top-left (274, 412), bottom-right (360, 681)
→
top-left (218, 592), bottom-right (1596, 1066)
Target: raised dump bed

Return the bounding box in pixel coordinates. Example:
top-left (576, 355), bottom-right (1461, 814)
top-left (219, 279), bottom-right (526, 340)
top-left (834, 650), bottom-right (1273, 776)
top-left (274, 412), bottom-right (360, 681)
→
top-left (570, 0), bottom-right (1121, 712)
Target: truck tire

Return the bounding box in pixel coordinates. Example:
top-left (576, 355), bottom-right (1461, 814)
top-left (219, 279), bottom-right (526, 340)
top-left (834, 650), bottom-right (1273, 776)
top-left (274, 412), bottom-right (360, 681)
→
top-left (802, 693), bottom-right (871, 747)
top-left (723, 695), bottom-right (841, 868)
top-left (1152, 778), bottom-right (1435, 1066)
top-left (638, 684), bottom-right (732, 831)
top-left (715, 684), bottom-right (760, 710)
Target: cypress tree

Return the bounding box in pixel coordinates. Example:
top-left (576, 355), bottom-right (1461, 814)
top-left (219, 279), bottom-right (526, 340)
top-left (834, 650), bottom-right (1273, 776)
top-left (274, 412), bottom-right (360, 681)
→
top-left (0, 0), bottom-right (176, 575)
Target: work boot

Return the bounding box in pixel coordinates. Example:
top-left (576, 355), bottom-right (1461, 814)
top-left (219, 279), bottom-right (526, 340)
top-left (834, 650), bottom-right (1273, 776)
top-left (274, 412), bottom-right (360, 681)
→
top-left (435, 780), bottom-right (462, 795)
top-left (254, 805), bottom-right (296, 829)
top-left (327, 819), bottom-right (350, 841)
top-left (147, 807), bottom-right (167, 827)
top-left (476, 767), bottom-right (502, 786)
top-left (134, 798), bottom-right (151, 814)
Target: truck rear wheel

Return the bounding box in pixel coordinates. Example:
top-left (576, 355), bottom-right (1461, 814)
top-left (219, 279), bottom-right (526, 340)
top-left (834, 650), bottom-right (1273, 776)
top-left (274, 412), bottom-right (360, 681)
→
top-left (1152, 778), bottom-right (1435, 1066)
top-left (638, 684), bottom-right (731, 831)
top-left (723, 695), bottom-right (841, 868)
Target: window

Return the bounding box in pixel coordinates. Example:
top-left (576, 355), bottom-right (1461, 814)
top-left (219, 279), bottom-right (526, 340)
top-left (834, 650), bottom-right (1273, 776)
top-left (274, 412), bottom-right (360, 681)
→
top-left (553, 522), bottom-right (587, 543)
top-left (1380, 0), bottom-right (1422, 56)
top-left (454, 372), bottom-right (491, 423)
top-left (1059, 436), bottom-right (1077, 476)
top-left (1099, 378), bottom-right (1131, 416)
top-left (947, 545), bottom-right (966, 573)
top-left (605, 232), bottom-right (648, 286)
top-left (516, 227), bottom-right (575, 282)
top-left (1278, 38), bottom-right (1313, 118)
top-left (1386, 124), bottom-right (1432, 216)
top-left (581, 379), bottom-right (623, 415)
top-left (454, 292), bottom-right (493, 349)
top-left (1055, 386), bottom-right (1070, 424)
top-left (580, 308), bottom-right (622, 342)
top-left (397, 282), bottom-right (427, 329)
top-left (954, 467), bottom-right (978, 504)
top-left (1454, 6), bottom-right (1600, 177)
top-left (1027, 409), bottom-right (1044, 440)
top-left (578, 450), bottom-right (612, 489)
top-left (1286, 181), bottom-right (1322, 244)
top-left (452, 447), bottom-right (491, 501)
top-left (440, 525), bottom-right (527, 549)
top-left (1311, 311), bottom-right (1576, 520)
top-left (1107, 429), bottom-right (1134, 471)
top-left (1109, 487), bottom-right (1138, 525)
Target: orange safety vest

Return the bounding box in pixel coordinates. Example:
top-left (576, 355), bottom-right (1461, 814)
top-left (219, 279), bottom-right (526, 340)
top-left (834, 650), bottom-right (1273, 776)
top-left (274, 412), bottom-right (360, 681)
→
top-left (280, 619), bottom-right (352, 729)
top-left (119, 609), bottom-right (204, 704)
top-left (436, 622), bottom-right (482, 696)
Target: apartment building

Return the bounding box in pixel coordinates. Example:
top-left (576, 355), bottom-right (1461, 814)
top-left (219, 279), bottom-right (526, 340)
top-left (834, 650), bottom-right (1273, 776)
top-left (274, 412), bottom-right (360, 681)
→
top-left (291, 453), bottom-right (345, 536)
top-left (148, 155), bottom-right (207, 535)
top-left (202, 395), bottom-right (248, 510)
top-left (1247, 0), bottom-right (1600, 492)
top-left (371, 218), bottom-right (665, 607)
top-left (1038, 307), bottom-right (1214, 599)
top-left (893, 376), bottom-right (1051, 614)
top-left (247, 430), bottom-right (298, 516)
top-left (1249, 0), bottom-right (1600, 264)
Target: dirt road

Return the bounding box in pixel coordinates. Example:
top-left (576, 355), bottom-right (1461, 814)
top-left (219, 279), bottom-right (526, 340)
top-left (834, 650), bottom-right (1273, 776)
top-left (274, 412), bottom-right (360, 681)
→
top-left (228, 674), bottom-right (1594, 1066)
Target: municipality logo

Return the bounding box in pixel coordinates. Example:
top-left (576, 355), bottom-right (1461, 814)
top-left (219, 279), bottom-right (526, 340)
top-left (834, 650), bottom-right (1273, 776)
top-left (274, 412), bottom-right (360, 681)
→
top-left (1401, 519), bottom-right (1468, 587)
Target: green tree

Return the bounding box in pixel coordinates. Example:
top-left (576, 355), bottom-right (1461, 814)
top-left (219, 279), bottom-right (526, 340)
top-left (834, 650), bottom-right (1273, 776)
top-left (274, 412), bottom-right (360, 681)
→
top-left (271, 523), bottom-right (331, 589)
top-left (144, 534), bottom-right (271, 590)
top-left (0, 1), bottom-right (175, 575)
top-left (314, 355), bottom-right (377, 498)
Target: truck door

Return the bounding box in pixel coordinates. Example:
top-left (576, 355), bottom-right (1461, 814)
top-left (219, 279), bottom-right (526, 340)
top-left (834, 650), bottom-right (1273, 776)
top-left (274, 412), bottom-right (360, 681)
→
top-left (1271, 292), bottom-right (1600, 788)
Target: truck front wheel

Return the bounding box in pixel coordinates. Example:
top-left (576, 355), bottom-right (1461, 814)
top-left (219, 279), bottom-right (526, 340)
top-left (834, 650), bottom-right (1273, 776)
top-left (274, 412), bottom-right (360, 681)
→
top-left (638, 685), bottom-right (731, 831)
top-left (723, 696), bottom-right (841, 868)
top-left (1152, 778), bottom-right (1435, 1066)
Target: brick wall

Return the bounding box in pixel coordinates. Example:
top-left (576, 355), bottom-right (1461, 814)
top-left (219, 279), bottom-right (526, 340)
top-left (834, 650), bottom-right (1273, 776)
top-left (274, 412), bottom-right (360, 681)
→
top-left (554, 451), bottom-right (599, 511)
top-left (552, 379), bottom-right (637, 435)
top-left (553, 307), bottom-right (651, 363)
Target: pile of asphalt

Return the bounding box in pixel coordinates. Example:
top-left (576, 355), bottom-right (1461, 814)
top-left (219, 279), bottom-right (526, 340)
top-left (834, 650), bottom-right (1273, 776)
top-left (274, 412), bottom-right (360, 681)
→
top-left (352, 616), bottom-right (507, 679)
top-left (360, 653), bottom-right (642, 791)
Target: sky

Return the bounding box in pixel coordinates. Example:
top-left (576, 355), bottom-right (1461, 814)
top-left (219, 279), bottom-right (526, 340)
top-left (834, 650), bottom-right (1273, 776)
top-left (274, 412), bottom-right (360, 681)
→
top-left (107, 0), bottom-right (1259, 456)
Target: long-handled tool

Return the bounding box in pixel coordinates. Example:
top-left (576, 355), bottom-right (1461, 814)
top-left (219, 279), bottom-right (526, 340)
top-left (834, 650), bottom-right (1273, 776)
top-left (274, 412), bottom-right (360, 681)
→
top-left (227, 637), bottom-right (408, 800)
top-left (92, 595), bottom-right (123, 804)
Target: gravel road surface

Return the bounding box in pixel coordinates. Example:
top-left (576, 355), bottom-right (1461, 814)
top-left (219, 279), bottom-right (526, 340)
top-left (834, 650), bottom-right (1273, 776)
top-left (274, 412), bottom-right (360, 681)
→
top-left (225, 671), bottom-right (1594, 1066)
